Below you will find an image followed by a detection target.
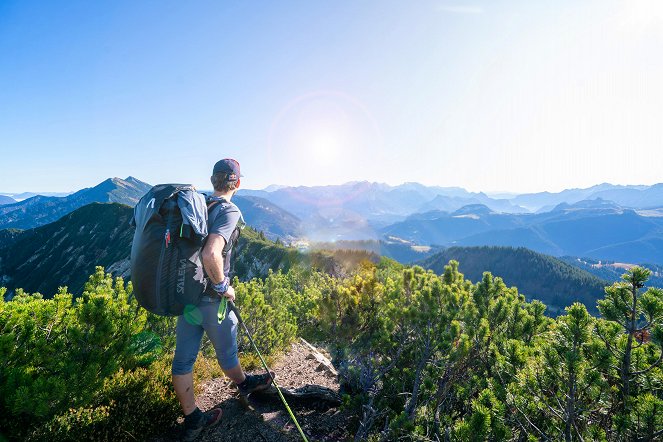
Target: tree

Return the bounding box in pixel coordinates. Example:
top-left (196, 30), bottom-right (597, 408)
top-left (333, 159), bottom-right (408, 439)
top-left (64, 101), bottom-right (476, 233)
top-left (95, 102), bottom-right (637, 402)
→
top-left (595, 266), bottom-right (663, 439)
top-left (514, 303), bottom-right (605, 441)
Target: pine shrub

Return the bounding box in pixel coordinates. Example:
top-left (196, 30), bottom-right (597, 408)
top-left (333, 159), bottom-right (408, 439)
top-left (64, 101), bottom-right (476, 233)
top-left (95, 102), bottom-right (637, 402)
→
top-left (0, 268), bottom-right (177, 440)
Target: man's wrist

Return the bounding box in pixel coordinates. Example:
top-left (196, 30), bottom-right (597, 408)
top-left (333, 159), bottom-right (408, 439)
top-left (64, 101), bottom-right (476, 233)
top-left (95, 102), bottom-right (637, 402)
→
top-left (212, 276), bottom-right (230, 294)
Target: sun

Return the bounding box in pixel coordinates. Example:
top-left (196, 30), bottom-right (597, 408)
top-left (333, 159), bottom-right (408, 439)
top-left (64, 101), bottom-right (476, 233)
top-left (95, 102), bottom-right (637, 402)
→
top-left (267, 90), bottom-right (383, 182)
top-left (309, 131), bottom-right (342, 165)
top-left (293, 116), bottom-right (347, 167)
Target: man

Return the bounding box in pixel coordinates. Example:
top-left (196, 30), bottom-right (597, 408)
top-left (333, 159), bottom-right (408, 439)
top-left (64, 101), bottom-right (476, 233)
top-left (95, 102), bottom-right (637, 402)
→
top-left (171, 158), bottom-right (273, 441)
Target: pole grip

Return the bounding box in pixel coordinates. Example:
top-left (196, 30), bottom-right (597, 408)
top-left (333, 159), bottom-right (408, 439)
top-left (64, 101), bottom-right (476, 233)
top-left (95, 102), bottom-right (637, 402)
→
top-left (228, 300), bottom-right (243, 324)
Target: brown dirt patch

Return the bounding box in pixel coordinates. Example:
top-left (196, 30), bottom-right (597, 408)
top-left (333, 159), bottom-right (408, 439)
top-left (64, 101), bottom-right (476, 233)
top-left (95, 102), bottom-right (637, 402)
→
top-left (151, 341), bottom-right (354, 442)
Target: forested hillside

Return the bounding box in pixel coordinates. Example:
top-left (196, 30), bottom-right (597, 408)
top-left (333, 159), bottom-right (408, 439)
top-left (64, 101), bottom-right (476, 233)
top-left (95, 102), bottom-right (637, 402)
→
top-left (0, 203), bottom-right (375, 298)
top-left (232, 195), bottom-right (302, 241)
top-left (560, 256), bottom-right (663, 287)
top-left (0, 203), bottom-right (134, 296)
top-left (418, 246), bottom-right (608, 315)
top-left (308, 239), bottom-right (442, 263)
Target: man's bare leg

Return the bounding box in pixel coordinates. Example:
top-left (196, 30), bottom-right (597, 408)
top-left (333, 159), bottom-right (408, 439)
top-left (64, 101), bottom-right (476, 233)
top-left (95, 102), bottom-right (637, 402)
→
top-left (174, 372), bottom-right (223, 439)
top-left (173, 366), bottom-right (245, 413)
top-left (222, 364), bottom-right (246, 385)
top-left (173, 373), bottom-right (197, 415)
top-left (224, 362), bottom-right (275, 396)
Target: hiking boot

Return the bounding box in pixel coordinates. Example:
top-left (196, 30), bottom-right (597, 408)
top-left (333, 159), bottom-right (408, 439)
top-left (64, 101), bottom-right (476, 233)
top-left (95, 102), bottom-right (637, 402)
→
top-left (181, 408), bottom-right (222, 441)
top-left (237, 371), bottom-right (275, 396)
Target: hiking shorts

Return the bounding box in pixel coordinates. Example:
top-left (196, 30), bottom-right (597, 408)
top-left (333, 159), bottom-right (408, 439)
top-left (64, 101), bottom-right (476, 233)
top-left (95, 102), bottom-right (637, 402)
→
top-left (171, 297), bottom-right (239, 375)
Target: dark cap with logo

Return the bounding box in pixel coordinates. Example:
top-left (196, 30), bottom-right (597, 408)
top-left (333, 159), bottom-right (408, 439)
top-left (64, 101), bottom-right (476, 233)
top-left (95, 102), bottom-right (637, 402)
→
top-left (212, 158), bottom-right (243, 181)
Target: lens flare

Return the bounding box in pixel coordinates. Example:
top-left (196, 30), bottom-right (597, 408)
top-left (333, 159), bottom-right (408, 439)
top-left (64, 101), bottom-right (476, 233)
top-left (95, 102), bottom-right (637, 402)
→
top-left (266, 90), bottom-right (384, 208)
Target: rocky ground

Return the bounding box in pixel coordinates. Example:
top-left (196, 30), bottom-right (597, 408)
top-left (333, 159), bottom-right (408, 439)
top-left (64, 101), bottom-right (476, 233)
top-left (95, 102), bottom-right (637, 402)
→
top-left (152, 340), bottom-right (354, 442)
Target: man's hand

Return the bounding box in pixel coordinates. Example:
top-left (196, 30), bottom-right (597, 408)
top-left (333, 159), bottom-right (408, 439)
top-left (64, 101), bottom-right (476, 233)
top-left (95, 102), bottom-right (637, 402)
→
top-left (223, 285), bottom-right (235, 303)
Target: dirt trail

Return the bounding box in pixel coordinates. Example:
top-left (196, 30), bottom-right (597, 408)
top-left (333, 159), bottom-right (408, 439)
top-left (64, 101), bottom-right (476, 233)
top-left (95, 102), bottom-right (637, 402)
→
top-left (153, 341), bottom-right (353, 442)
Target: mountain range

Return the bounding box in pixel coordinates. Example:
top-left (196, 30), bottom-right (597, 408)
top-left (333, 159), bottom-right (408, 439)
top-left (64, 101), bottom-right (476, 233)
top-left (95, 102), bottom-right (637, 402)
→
top-left (238, 181), bottom-right (531, 239)
top-left (0, 178), bottom-right (303, 242)
top-left (509, 183), bottom-right (657, 212)
top-left (234, 181), bottom-right (663, 264)
top-left (3, 178), bottom-right (663, 270)
top-left (0, 200), bottom-right (611, 317)
top-left (0, 191), bottom-right (72, 201)
top-left (238, 181), bottom-right (663, 218)
top-left (0, 177), bottom-right (151, 230)
top-left (1, 194), bottom-right (659, 316)
top-left (380, 199), bottom-right (663, 264)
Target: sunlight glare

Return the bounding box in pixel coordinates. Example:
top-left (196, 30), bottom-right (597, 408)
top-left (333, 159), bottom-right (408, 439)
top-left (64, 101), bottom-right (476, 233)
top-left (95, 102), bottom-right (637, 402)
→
top-left (619, 0), bottom-right (663, 33)
top-left (267, 90), bottom-right (383, 187)
top-left (308, 130), bottom-right (342, 165)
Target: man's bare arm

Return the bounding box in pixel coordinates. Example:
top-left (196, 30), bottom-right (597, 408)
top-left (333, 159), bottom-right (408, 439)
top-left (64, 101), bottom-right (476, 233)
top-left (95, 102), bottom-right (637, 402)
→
top-left (202, 233), bottom-right (226, 284)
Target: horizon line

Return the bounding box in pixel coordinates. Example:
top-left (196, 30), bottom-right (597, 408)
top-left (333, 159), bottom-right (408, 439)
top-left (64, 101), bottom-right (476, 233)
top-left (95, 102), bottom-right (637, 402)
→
top-left (1, 177), bottom-right (661, 198)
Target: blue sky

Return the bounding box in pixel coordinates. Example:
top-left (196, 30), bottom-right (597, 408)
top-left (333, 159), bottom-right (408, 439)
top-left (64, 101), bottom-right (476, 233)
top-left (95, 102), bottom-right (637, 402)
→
top-left (1, 0), bottom-right (661, 193)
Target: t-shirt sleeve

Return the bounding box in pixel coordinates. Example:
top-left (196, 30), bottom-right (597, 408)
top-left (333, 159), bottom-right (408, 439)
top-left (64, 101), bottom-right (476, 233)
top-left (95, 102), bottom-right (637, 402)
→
top-left (208, 204), bottom-right (241, 244)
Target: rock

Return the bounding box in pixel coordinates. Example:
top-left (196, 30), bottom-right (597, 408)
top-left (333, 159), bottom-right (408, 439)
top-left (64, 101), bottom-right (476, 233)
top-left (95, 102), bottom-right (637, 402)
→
top-left (299, 338), bottom-right (338, 377)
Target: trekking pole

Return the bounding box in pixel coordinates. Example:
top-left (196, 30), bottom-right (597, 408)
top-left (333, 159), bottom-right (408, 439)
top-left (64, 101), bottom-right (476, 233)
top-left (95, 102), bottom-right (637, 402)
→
top-left (228, 301), bottom-right (309, 442)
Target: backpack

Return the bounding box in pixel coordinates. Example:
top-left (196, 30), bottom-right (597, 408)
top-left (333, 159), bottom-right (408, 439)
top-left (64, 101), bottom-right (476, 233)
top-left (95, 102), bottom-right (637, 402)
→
top-left (130, 184), bottom-right (241, 316)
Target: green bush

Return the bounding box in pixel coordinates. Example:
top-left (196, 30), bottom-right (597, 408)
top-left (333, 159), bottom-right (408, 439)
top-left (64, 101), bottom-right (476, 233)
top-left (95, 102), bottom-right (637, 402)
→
top-left (0, 265), bottom-right (327, 440)
top-left (234, 277), bottom-right (297, 356)
top-left (0, 267), bottom-right (176, 440)
top-left (3, 258), bottom-right (660, 441)
top-left (30, 359), bottom-right (178, 441)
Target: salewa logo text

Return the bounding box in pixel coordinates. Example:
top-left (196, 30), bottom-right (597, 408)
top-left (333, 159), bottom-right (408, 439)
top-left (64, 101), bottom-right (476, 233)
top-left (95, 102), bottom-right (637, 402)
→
top-left (177, 259), bottom-right (187, 294)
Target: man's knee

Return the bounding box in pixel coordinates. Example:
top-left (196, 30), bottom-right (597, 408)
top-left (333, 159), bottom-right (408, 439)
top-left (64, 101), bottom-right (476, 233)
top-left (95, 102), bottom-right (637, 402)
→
top-left (217, 347), bottom-right (239, 370)
top-left (172, 353), bottom-right (198, 375)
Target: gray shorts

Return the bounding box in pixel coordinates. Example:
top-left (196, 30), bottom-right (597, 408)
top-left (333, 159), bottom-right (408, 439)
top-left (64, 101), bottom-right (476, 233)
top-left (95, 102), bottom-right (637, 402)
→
top-left (171, 297), bottom-right (239, 375)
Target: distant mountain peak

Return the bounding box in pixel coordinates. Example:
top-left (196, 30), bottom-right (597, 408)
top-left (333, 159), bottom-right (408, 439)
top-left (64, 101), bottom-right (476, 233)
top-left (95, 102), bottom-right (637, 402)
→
top-left (110, 177), bottom-right (129, 187)
top-left (262, 184), bottom-right (287, 192)
top-left (552, 198), bottom-right (623, 213)
top-left (124, 176), bottom-right (146, 185)
top-left (0, 194), bottom-right (17, 206)
top-left (87, 177), bottom-right (130, 193)
top-left (452, 204), bottom-right (493, 216)
top-left (552, 202), bottom-right (571, 211)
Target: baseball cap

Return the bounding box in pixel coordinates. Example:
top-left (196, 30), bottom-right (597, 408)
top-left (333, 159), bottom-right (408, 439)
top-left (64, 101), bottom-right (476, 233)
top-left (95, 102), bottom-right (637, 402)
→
top-left (212, 158), bottom-right (243, 181)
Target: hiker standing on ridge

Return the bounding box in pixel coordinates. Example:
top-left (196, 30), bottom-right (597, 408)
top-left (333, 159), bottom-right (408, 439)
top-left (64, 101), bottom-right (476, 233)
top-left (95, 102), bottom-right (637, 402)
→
top-left (171, 159), bottom-right (274, 441)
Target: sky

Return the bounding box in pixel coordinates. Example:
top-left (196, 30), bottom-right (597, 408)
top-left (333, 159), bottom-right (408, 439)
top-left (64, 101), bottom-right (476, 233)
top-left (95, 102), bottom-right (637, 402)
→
top-left (1, 0), bottom-right (662, 194)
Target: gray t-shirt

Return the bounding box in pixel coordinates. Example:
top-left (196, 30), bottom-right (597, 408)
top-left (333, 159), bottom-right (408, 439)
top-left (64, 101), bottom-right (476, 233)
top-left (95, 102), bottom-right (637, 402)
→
top-left (207, 198), bottom-right (242, 277)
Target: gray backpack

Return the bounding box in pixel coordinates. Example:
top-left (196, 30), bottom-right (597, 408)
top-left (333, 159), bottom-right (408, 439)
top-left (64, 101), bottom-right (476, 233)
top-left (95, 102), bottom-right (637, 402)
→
top-left (130, 184), bottom-right (239, 316)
